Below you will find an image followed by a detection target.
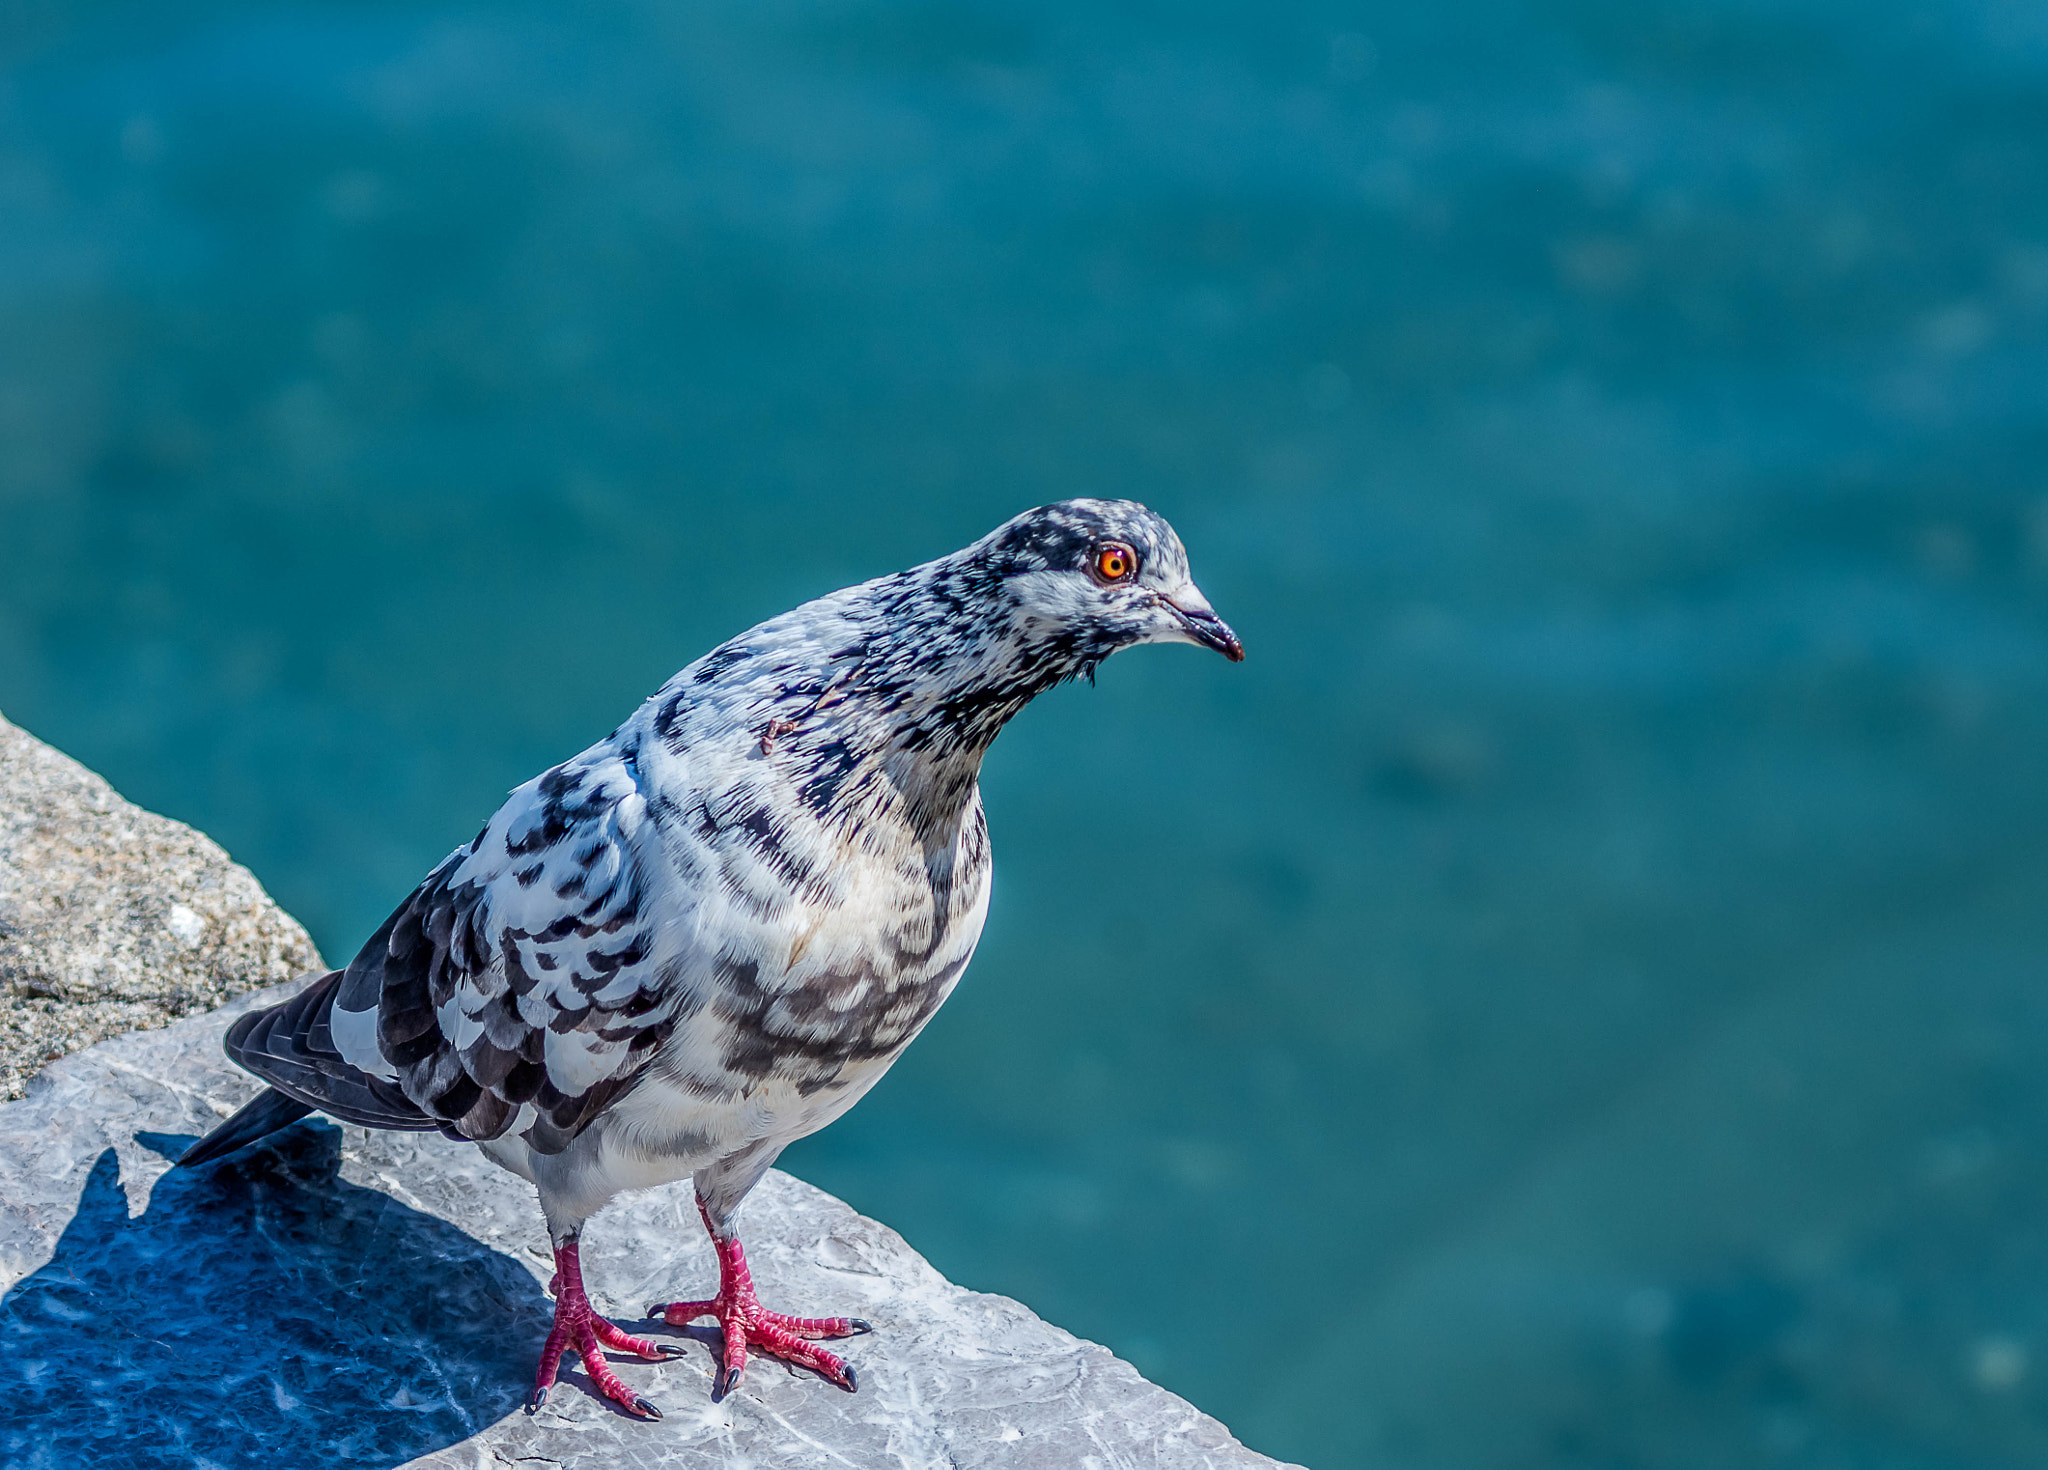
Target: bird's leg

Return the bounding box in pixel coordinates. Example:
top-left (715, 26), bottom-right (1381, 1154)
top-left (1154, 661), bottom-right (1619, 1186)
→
top-left (650, 1197), bottom-right (871, 1400)
top-left (529, 1233), bottom-right (681, 1419)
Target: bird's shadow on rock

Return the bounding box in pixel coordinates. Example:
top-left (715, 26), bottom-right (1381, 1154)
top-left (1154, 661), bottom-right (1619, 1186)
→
top-left (0, 1121), bottom-right (545, 1469)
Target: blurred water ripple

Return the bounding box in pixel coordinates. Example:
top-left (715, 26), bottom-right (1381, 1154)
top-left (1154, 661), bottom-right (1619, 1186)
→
top-left (4, 3), bottom-right (2048, 1465)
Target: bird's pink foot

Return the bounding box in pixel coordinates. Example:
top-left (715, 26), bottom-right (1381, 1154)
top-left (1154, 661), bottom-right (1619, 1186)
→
top-left (529, 1237), bottom-right (682, 1419)
top-left (649, 1205), bottom-right (871, 1400)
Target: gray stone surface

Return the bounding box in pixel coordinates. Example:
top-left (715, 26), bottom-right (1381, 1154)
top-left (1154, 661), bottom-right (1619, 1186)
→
top-left (0, 719), bottom-right (1293, 1468)
top-left (0, 710), bottom-right (323, 1100)
top-left (0, 992), bottom-right (1293, 1469)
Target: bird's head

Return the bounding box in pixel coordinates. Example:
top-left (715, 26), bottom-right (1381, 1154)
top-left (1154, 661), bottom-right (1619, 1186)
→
top-left (756, 499), bottom-right (1244, 770)
top-left (963, 499), bottom-right (1245, 683)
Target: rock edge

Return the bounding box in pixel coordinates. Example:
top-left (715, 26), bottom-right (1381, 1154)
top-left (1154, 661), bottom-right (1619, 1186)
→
top-left (0, 710), bottom-right (323, 1100)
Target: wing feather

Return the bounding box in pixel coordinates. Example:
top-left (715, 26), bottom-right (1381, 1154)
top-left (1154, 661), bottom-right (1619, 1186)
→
top-left (329, 742), bottom-right (689, 1152)
top-left (222, 971), bottom-right (437, 1132)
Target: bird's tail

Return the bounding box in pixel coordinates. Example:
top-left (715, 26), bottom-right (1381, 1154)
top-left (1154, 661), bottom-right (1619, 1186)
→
top-left (178, 967), bottom-right (437, 1167)
top-left (177, 1086), bottom-right (315, 1168)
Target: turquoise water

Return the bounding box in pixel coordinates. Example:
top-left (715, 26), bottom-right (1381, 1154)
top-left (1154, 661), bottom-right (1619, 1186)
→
top-left (6, 3), bottom-right (2048, 1464)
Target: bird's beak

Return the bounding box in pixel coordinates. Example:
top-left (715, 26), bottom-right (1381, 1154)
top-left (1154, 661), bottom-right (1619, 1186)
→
top-left (1161, 590), bottom-right (1246, 662)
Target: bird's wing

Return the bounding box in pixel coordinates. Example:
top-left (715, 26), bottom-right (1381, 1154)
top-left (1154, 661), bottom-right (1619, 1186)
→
top-left (331, 744), bottom-right (692, 1153)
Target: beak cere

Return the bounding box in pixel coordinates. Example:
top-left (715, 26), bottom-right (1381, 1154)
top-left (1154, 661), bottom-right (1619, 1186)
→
top-left (1164, 596), bottom-right (1246, 662)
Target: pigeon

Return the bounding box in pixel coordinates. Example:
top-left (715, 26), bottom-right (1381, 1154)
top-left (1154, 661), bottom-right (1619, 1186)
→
top-left (179, 498), bottom-right (1243, 1417)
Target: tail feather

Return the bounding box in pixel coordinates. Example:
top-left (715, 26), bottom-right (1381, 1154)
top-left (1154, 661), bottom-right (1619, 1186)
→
top-left (177, 1087), bottom-right (315, 1168)
top-left (179, 970), bottom-right (439, 1166)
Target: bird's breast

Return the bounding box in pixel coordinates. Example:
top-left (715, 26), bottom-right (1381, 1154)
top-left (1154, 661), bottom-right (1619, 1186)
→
top-left (637, 748), bottom-right (993, 1125)
top-left (707, 805), bottom-right (992, 1087)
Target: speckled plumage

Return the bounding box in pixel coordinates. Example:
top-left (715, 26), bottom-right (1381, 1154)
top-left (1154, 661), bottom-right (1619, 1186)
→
top-left (183, 498), bottom-right (1242, 1413)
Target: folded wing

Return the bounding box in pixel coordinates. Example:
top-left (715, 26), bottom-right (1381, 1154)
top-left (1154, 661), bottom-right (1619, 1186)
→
top-left (294, 744), bottom-right (694, 1152)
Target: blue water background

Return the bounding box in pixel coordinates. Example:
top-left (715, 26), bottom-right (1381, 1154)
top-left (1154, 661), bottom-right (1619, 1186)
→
top-left (6, 3), bottom-right (2048, 1464)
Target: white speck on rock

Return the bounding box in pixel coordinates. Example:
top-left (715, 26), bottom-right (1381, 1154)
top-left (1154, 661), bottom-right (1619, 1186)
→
top-left (166, 905), bottom-right (206, 948)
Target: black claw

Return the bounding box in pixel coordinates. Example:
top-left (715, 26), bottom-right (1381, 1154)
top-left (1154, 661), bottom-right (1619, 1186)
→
top-left (846, 1318), bottom-right (874, 1336)
top-left (841, 1364), bottom-right (859, 1394)
top-left (632, 1396), bottom-right (663, 1421)
top-left (647, 1303), bottom-right (669, 1320)
top-left (526, 1384), bottom-right (550, 1414)
top-left (657, 1343), bottom-right (687, 1359)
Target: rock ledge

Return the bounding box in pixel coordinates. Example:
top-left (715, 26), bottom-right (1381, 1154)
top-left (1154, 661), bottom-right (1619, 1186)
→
top-left (0, 711), bottom-right (322, 1100)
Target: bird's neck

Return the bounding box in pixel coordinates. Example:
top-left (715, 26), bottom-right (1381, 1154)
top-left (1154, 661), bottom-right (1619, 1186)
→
top-left (856, 588), bottom-right (1069, 765)
top-left (679, 564), bottom-right (1086, 843)
top-left (819, 576), bottom-right (1073, 837)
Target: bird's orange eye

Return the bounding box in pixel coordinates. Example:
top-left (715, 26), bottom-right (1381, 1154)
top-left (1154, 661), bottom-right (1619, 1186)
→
top-left (1094, 542), bottom-right (1137, 583)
